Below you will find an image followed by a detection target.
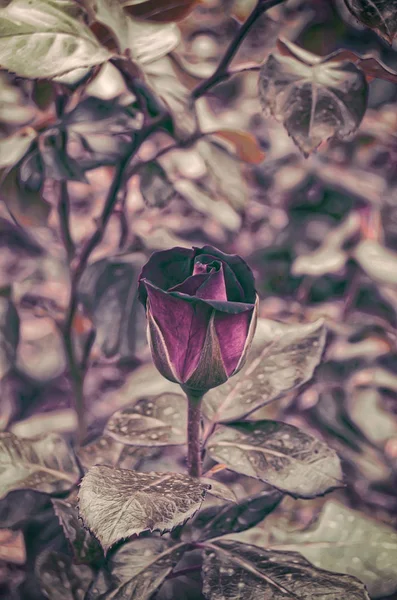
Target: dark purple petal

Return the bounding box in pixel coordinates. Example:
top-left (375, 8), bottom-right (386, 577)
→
top-left (169, 263), bottom-right (227, 301)
top-left (185, 313), bottom-right (228, 391)
top-left (168, 291), bottom-right (254, 314)
top-left (144, 281), bottom-right (211, 381)
top-left (147, 311), bottom-right (180, 384)
top-left (214, 308), bottom-right (254, 376)
top-left (138, 247), bottom-right (194, 306)
top-left (193, 251), bottom-right (245, 302)
top-left (195, 246), bottom-right (256, 303)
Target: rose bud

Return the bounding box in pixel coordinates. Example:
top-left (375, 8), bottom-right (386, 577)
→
top-left (138, 246), bottom-right (258, 394)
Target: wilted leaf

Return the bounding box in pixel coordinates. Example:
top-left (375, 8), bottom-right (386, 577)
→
top-left (52, 499), bottom-right (102, 565)
top-left (139, 161), bottom-right (174, 207)
top-left (201, 539), bottom-right (370, 600)
top-left (77, 435), bottom-right (157, 471)
top-left (0, 297), bottom-right (19, 380)
top-left (204, 319), bottom-right (326, 423)
top-left (343, 0), bottom-right (397, 44)
top-left (0, 0), bottom-right (111, 79)
top-left (123, 0), bottom-right (198, 23)
top-left (78, 253), bottom-right (145, 358)
top-left (0, 432), bottom-right (80, 500)
top-left (207, 421), bottom-right (343, 498)
top-left (259, 42), bottom-right (368, 155)
top-left (36, 550), bottom-right (94, 600)
top-left (354, 239), bottom-right (397, 285)
top-left (269, 501), bottom-right (397, 598)
top-left (105, 393), bottom-right (187, 446)
top-left (78, 466), bottom-right (209, 550)
top-left (211, 130), bottom-right (265, 164)
top-left (191, 488), bottom-right (282, 541)
top-left (0, 129), bottom-right (36, 169)
top-left (86, 537), bottom-right (186, 599)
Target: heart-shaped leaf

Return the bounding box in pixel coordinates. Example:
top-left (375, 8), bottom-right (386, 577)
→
top-left (259, 42), bottom-right (368, 155)
top-left (78, 466), bottom-right (209, 551)
top-left (201, 539), bottom-right (370, 600)
top-left (0, 0), bottom-right (111, 79)
top-left (86, 537), bottom-right (186, 599)
top-left (36, 550), bottom-right (94, 600)
top-left (0, 432), bottom-right (80, 500)
top-left (203, 319), bottom-right (326, 423)
top-left (52, 499), bottom-right (102, 565)
top-left (207, 421), bottom-right (343, 498)
top-left (105, 393), bottom-right (187, 446)
top-left (268, 500), bottom-right (397, 598)
top-left (343, 0), bottom-right (397, 44)
top-left (191, 488), bottom-right (282, 541)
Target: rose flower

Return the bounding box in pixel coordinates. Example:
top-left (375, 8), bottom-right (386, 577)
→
top-left (138, 246), bottom-right (258, 394)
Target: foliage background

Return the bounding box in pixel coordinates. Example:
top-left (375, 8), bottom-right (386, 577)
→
top-left (1, 0), bottom-right (397, 598)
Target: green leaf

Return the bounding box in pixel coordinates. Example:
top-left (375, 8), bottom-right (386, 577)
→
top-left (78, 466), bottom-right (209, 551)
top-left (78, 253), bottom-right (145, 358)
top-left (0, 0), bottom-right (111, 79)
top-left (65, 96), bottom-right (139, 170)
top-left (202, 539), bottom-right (370, 600)
top-left (191, 488), bottom-right (282, 542)
top-left (207, 421), bottom-right (343, 498)
top-left (52, 499), bottom-right (102, 565)
top-left (0, 432), bottom-right (80, 500)
top-left (203, 319), bottom-right (326, 423)
top-left (77, 434), bottom-right (157, 471)
top-left (354, 239), bottom-right (397, 285)
top-left (139, 161), bottom-right (174, 208)
top-left (259, 41), bottom-right (368, 155)
top-left (36, 550), bottom-right (94, 600)
top-left (105, 393), bottom-right (187, 446)
top-left (86, 538), bottom-right (186, 600)
top-left (0, 296), bottom-right (19, 380)
top-left (92, 0), bottom-right (129, 52)
top-left (268, 500), bottom-right (397, 598)
top-left (343, 0), bottom-right (397, 44)
top-left (201, 478), bottom-right (238, 504)
top-left (0, 130), bottom-right (36, 169)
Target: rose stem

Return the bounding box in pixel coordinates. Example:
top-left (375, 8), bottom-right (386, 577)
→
top-left (186, 391), bottom-right (204, 478)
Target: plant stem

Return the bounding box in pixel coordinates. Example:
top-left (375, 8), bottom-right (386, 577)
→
top-left (186, 391), bottom-right (204, 478)
top-left (192, 0), bottom-right (285, 99)
top-left (62, 115), bottom-right (167, 445)
top-left (58, 181), bottom-right (75, 262)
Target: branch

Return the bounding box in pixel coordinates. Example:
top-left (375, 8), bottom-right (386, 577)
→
top-left (62, 115), bottom-right (168, 444)
top-left (58, 181), bottom-right (75, 262)
top-left (192, 0), bottom-right (285, 99)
